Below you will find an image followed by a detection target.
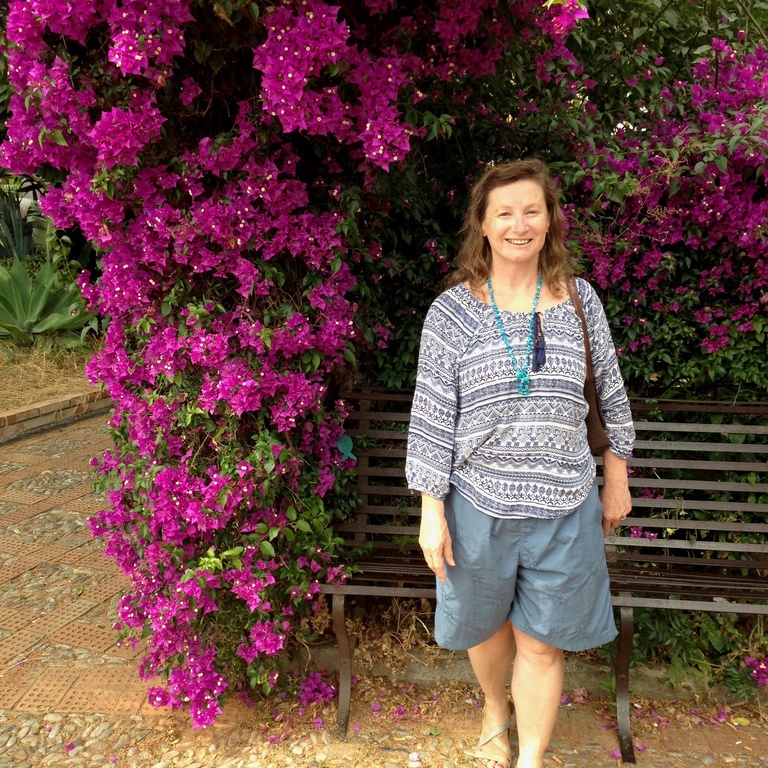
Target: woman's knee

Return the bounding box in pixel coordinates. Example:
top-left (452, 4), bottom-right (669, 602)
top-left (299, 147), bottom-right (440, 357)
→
top-left (512, 627), bottom-right (563, 664)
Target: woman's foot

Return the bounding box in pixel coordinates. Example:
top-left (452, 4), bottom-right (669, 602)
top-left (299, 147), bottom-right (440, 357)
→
top-left (466, 703), bottom-right (514, 768)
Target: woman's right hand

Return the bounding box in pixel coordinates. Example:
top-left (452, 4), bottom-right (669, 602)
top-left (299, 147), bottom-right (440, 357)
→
top-left (419, 494), bottom-right (455, 582)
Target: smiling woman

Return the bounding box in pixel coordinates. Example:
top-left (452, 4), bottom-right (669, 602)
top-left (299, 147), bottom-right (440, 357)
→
top-left (406, 159), bottom-right (635, 768)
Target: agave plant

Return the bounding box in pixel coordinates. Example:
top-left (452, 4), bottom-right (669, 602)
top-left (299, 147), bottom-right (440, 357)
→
top-left (0, 256), bottom-right (93, 346)
top-left (0, 185), bottom-right (34, 263)
top-left (0, 176), bottom-right (51, 260)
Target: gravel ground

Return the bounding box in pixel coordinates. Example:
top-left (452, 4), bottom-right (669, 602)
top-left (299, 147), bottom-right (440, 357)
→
top-left (0, 696), bottom-right (766, 768)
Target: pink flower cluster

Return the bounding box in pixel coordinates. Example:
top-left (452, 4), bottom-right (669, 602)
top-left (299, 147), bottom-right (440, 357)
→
top-left (89, 94), bottom-right (167, 168)
top-left (106, 0), bottom-right (193, 80)
top-left (746, 656), bottom-right (768, 686)
top-left (297, 671), bottom-right (338, 706)
top-left (572, 38), bottom-right (768, 356)
top-left (253, 1), bottom-right (413, 168)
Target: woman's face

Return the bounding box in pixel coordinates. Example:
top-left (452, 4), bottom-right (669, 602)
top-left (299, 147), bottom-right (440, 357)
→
top-left (481, 179), bottom-right (550, 271)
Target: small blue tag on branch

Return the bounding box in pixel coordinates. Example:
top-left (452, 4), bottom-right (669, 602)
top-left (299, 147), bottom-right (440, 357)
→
top-left (336, 434), bottom-right (356, 461)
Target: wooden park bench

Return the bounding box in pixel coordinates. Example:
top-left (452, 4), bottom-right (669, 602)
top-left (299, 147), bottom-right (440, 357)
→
top-left (320, 392), bottom-right (768, 763)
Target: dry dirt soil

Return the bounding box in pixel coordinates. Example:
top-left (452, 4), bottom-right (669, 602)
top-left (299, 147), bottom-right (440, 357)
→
top-left (0, 341), bottom-right (96, 412)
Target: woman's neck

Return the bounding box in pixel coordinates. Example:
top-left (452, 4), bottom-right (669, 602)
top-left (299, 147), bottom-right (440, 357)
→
top-left (487, 262), bottom-right (541, 308)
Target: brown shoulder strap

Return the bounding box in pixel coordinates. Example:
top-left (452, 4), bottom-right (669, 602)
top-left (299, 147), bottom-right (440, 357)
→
top-left (568, 278), bottom-right (595, 383)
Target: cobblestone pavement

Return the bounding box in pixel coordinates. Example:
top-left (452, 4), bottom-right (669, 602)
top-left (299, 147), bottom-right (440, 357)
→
top-left (0, 416), bottom-right (767, 768)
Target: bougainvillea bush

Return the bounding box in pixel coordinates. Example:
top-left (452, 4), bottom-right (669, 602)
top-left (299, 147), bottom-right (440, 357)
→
top-left (0, 0), bottom-right (592, 725)
top-left (3, 0), bottom-right (767, 725)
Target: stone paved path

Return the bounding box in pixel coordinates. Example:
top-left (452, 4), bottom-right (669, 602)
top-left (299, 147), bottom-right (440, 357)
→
top-left (0, 416), bottom-right (767, 768)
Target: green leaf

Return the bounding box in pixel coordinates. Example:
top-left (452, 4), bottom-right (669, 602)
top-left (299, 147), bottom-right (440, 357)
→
top-left (663, 9), bottom-right (679, 27)
top-left (259, 540), bottom-right (275, 558)
top-left (52, 129), bottom-right (68, 147)
top-left (731, 715), bottom-right (751, 727)
top-left (220, 547), bottom-right (244, 559)
top-left (667, 658), bottom-right (690, 690)
top-left (295, 519), bottom-right (311, 533)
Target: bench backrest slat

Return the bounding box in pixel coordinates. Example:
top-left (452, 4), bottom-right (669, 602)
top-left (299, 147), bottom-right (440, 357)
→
top-left (634, 421), bottom-right (768, 435)
top-left (628, 498), bottom-right (768, 514)
top-left (624, 458), bottom-right (768, 472)
top-left (606, 536), bottom-right (768, 554)
top-left (632, 439), bottom-right (768, 453)
top-left (616, 517), bottom-right (768, 533)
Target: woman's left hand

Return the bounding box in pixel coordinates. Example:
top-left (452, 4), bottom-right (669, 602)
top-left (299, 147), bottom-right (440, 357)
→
top-left (600, 450), bottom-right (632, 535)
top-left (600, 481), bottom-right (632, 535)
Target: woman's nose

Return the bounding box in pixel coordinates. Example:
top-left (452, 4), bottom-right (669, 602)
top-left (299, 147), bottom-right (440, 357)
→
top-left (509, 214), bottom-right (526, 232)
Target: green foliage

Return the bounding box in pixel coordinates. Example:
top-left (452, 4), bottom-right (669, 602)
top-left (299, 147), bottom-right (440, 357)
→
top-left (0, 256), bottom-right (93, 345)
top-left (602, 610), bottom-right (768, 696)
top-left (0, 174), bottom-right (98, 345)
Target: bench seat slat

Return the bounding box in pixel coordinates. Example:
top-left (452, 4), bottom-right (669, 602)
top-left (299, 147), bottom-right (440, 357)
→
top-left (608, 567), bottom-right (766, 587)
top-left (609, 596), bottom-right (768, 614)
top-left (604, 537), bottom-right (768, 553)
top-left (606, 552), bottom-right (768, 569)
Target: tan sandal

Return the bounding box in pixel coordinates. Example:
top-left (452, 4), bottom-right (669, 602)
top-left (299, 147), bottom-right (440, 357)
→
top-left (465, 703), bottom-right (515, 768)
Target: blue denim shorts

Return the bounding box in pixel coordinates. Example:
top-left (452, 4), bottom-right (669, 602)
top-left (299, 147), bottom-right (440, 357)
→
top-left (434, 483), bottom-right (617, 652)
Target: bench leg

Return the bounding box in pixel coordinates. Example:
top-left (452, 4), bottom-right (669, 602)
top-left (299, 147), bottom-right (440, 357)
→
top-left (615, 604), bottom-right (636, 764)
top-left (332, 593), bottom-right (357, 737)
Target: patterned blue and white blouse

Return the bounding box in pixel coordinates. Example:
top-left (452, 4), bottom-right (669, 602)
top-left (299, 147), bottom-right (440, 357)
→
top-left (405, 278), bottom-right (635, 519)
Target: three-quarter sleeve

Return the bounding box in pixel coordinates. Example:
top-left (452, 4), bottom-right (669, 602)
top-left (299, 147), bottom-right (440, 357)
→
top-left (405, 298), bottom-right (466, 499)
top-left (579, 279), bottom-right (636, 459)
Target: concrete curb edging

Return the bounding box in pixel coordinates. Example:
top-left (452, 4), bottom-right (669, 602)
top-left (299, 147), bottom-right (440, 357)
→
top-left (0, 390), bottom-right (113, 443)
top-left (294, 643), bottom-right (716, 703)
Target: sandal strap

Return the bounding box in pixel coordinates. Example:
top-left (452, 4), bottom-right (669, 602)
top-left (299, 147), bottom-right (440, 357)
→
top-left (477, 717), bottom-right (512, 747)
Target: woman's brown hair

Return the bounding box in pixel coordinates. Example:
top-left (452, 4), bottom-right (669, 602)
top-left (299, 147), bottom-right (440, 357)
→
top-left (444, 158), bottom-right (573, 295)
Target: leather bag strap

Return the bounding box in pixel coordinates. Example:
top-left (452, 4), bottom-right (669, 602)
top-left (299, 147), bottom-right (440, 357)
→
top-left (568, 277), bottom-right (595, 382)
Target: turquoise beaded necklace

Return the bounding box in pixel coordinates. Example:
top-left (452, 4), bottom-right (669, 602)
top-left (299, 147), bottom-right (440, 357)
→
top-left (487, 274), bottom-right (542, 396)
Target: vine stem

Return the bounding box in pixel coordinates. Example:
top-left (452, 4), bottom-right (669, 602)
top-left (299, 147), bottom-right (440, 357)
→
top-left (733, 0), bottom-right (768, 44)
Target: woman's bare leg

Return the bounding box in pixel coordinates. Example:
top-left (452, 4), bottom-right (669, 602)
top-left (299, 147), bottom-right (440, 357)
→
top-left (510, 626), bottom-right (564, 768)
top-left (467, 621), bottom-right (517, 768)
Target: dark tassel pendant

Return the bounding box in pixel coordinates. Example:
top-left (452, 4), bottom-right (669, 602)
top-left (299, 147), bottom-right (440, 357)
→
top-left (532, 312), bottom-right (546, 372)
